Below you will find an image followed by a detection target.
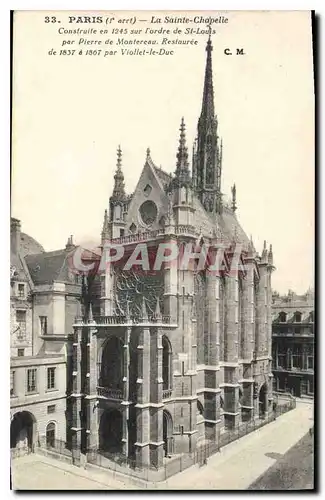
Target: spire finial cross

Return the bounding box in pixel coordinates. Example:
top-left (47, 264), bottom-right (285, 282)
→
top-left (207, 21), bottom-right (212, 40)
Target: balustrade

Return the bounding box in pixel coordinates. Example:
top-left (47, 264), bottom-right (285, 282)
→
top-left (97, 387), bottom-right (123, 400)
top-left (162, 389), bottom-right (172, 399)
top-left (94, 314), bottom-right (174, 326)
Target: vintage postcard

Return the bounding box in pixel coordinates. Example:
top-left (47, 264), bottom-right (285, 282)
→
top-left (10, 10), bottom-right (315, 490)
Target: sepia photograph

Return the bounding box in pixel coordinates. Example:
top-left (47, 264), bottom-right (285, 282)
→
top-left (9, 9), bottom-right (315, 491)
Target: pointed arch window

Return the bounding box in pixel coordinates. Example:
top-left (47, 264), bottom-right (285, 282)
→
top-left (162, 335), bottom-right (172, 391)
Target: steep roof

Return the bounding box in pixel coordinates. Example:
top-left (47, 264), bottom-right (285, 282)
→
top-left (218, 207), bottom-right (250, 250)
top-left (25, 249), bottom-right (73, 285)
top-left (153, 165), bottom-right (172, 188)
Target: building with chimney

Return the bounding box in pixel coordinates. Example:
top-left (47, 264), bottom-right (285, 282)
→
top-left (10, 217), bottom-right (81, 453)
top-left (67, 36), bottom-right (275, 470)
top-left (272, 289), bottom-right (314, 398)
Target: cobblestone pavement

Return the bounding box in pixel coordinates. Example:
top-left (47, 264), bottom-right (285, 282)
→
top-left (11, 400), bottom-right (314, 491)
top-left (248, 432), bottom-right (314, 490)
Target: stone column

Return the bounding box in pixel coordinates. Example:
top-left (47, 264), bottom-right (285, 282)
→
top-left (85, 319), bottom-right (99, 452)
top-left (148, 325), bottom-right (164, 467)
top-left (71, 319), bottom-right (83, 464)
top-left (134, 324), bottom-right (151, 467)
top-left (121, 326), bottom-right (131, 458)
top-left (256, 263), bottom-right (268, 356)
top-left (163, 237), bottom-right (178, 323)
top-left (203, 270), bottom-right (221, 441)
top-left (240, 259), bottom-right (255, 422)
top-left (100, 254), bottom-right (114, 316)
top-left (222, 273), bottom-right (240, 429)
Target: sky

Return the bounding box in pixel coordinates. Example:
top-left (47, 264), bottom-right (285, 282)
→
top-left (11, 10), bottom-right (314, 294)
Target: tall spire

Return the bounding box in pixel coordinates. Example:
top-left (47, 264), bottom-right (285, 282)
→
top-left (193, 33), bottom-right (223, 214)
top-left (200, 32), bottom-right (215, 123)
top-left (111, 145), bottom-right (126, 201)
top-left (175, 117), bottom-right (191, 186)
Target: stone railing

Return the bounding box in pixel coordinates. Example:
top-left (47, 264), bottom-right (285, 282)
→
top-left (174, 224), bottom-right (198, 236)
top-left (94, 315), bottom-right (175, 326)
top-left (110, 228), bottom-right (165, 245)
top-left (108, 225), bottom-right (200, 245)
top-left (97, 387), bottom-right (123, 400)
top-left (162, 389), bottom-right (172, 399)
top-left (94, 315), bottom-right (127, 325)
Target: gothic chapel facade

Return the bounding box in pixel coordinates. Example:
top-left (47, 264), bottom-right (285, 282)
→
top-left (68, 36), bottom-right (275, 469)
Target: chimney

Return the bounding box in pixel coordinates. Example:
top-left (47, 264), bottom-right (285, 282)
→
top-left (11, 218), bottom-right (21, 255)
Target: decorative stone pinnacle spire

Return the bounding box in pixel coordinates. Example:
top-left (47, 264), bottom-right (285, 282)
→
top-left (268, 244), bottom-right (273, 265)
top-left (146, 147), bottom-right (151, 160)
top-left (262, 240), bottom-right (268, 262)
top-left (117, 144), bottom-right (122, 168)
top-left (231, 183), bottom-right (237, 212)
top-left (174, 117), bottom-right (191, 187)
top-left (111, 145), bottom-right (126, 200)
top-left (154, 297), bottom-right (161, 320)
top-left (88, 301), bottom-right (94, 322)
top-left (142, 296), bottom-right (148, 320)
top-left (101, 209), bottom-right (109, 241)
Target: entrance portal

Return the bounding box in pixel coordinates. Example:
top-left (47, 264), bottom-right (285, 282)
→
top-left (10, 411), bottom-right (36, 450)
top-left (99, 409), bottom-right (123, 454)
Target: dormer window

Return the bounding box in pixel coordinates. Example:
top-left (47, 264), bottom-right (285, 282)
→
top-left (279, 312), bottom-right (287, 323)
top-left (294, 312), bottom-right (302, 323)
top-left (18, 283), bottom-right (25, 298)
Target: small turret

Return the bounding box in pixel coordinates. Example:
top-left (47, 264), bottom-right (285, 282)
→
top-left (111, 145), bottom-right (126, 202)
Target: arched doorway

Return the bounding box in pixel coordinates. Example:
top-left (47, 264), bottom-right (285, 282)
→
top-left (46, 422), bottom-right (56, 448)
top-left (162, 335), bottom-right (172, 391)
top-left (10, 411), bottom-right (36, 450)
top-left (259, 383), bottom-right (267, 418)
top-left (100, 336), bottom-right (124, 390)
top-left (163, 410), bottom-right (173, 458)
top-left (99, 409), bottom-right (123, 454)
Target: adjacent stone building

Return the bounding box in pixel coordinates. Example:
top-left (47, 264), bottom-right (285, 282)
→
top-left (272, 289), bottom-right (314, 398)
top-left (67, 36), bottom-right (275, 469)
top-left (10, 218), bottom-right (81, 452)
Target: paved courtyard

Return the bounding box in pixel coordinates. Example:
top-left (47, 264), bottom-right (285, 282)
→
top-left (248, 431), bottom-right (314, 490)
top-left (11, 400), bottom-right (314, 491)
